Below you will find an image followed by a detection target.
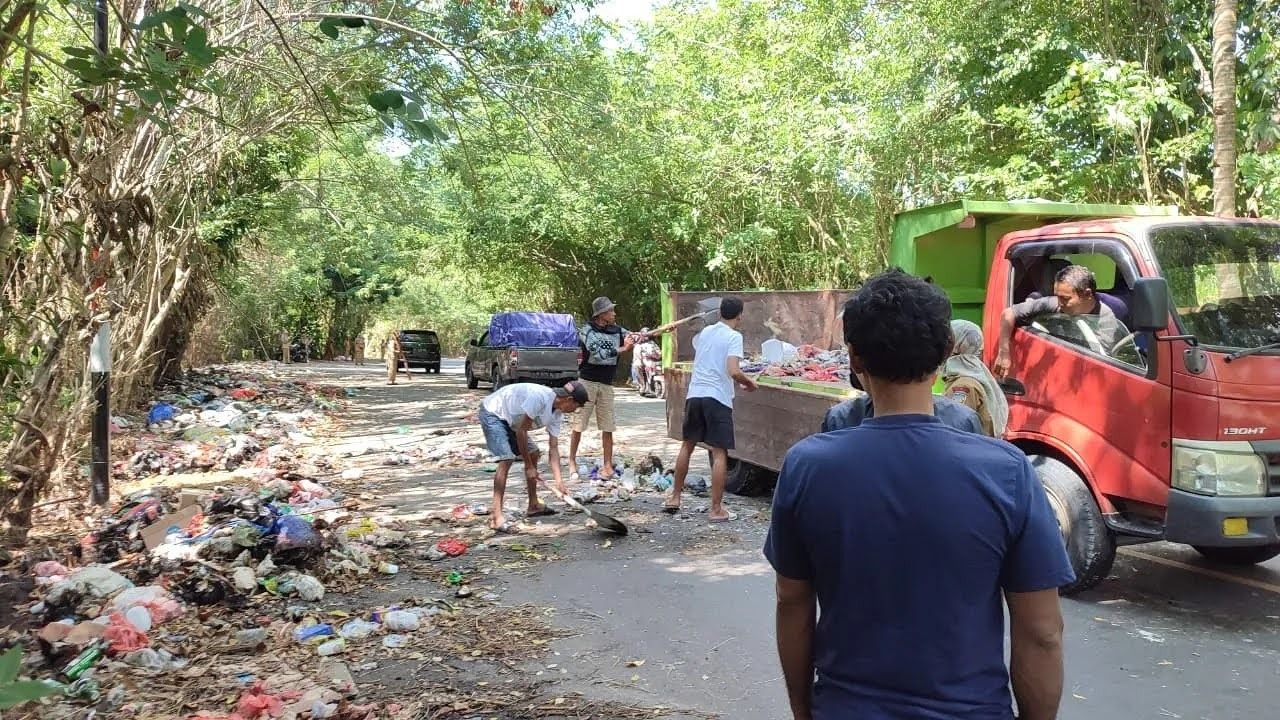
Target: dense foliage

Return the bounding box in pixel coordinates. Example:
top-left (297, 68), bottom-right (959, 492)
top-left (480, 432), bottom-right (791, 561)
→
top-left (3, 0), bottom-right (1280, 535)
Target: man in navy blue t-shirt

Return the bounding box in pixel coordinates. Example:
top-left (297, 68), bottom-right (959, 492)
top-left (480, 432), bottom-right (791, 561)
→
top-left (764, 270), bottom-right (1075, 720)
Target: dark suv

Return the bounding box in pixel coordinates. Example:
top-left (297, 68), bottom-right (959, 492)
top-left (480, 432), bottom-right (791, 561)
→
top-left (399, 330), bottom-right (442, 373)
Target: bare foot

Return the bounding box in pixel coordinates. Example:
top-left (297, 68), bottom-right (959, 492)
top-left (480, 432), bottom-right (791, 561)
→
top-left (489, 513), bottom-right (506, 530)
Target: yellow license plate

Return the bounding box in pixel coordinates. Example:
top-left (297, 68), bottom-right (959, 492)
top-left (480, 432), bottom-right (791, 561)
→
top-left (1222, 517), bottom-right (1249, 537)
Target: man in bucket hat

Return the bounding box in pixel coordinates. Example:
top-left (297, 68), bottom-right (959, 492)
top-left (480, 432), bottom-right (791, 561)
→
top-left (569, 296), bottom-right (636, 480)
top-left (478, 380), bottom-right (590, 533)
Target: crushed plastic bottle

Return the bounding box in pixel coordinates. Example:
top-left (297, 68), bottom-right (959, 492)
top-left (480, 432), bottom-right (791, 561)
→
top-left (382, 634), bottom-right (408, 649)
top-left (338, 619), bottom-right (380, 639)
top-left (234, 628), bottom-right (269, 647)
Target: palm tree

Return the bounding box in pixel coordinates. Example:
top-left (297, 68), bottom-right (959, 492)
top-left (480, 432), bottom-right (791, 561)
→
top-left (1212, 0), bottom-right (1238, 217)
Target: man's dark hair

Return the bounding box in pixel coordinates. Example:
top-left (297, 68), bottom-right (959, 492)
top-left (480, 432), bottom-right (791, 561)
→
top-left (1055, 265), bottom-right (1097, 294)
top-left (842, 270), bottom-right (952, 383)
top-left (719, 296), bottom-right (744, 321)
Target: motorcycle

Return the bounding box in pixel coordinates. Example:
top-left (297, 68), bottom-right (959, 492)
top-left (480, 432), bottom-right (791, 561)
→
top-left (634, 340), bottom-right (664, 398)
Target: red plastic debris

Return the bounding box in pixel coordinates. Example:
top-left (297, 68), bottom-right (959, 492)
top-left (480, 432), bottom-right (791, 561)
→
top-left (436, 538), bottom-right (469, 557)
top-left (230, 388), bottom-right (260, 401)
top-left (235, 681), bottom-right (284, 719)
top-left (102, 612), bottom-right (150, 653)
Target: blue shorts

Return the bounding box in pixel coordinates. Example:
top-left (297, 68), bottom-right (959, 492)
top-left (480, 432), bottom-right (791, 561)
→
top-left (479, 407), bottom-right (519, 462)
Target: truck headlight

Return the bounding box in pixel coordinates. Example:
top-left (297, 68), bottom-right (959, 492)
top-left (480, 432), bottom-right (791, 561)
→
top-left (1172, 440), bottom-right (1266, 496)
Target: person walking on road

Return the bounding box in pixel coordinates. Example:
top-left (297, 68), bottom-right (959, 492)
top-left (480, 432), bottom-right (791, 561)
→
top-left (279, 330), bottom-right (291, 364)
top-left (765, 270), bottom-right (1073, 720)
top-left (385, 332), bottom-right (407, 385)
top-left (663, 296), bottom-right (756, 521)
top-left (479, 381), bottom-right (589, 533)
top-left (569, 297), bottom-right (636, 480)
top-left (354, 334), bottom-right (366, 366)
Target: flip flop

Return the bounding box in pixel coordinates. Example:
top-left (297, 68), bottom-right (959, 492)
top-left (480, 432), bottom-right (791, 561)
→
top-left (708, 511), bottom-right (737, 523)
top-left (492, 521), bottom-right (521, 534)
top-left (662, 505), bottom-right (681, 514)
top-left (526, 506), bottom-right (559, 518)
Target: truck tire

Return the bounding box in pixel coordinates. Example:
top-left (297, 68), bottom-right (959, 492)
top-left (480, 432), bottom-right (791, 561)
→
top-left (724, 457), bottom-right (777, 497)
top-left (1193, 544), bottom-right (1280, 565)
top-left (1030, 455), bottom-right (1116, 595)
top-left (465, 363), bottom-right (478, 389)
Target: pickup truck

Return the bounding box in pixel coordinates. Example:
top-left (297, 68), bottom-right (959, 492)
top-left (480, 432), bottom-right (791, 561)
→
top-left (465, 312), bottom-right (582, 390)
top-left (665, 198), bottom-right (1280, 594)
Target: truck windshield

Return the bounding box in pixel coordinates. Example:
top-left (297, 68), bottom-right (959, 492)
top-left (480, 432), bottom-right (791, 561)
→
top-left (1150, 224), bottom-right (1280, 351)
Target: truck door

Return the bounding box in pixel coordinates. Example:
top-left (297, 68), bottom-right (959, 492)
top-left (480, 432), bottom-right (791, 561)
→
top-left (996, 239), bottom-right (1173, 513)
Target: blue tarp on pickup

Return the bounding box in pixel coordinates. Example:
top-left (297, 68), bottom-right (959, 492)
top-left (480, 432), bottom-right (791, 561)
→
top-left (488, 312), bottom-right (579, 348)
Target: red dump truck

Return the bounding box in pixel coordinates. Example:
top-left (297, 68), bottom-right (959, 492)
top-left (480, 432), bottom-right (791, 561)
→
top-left (664, 199), bottom-right (1280, 593)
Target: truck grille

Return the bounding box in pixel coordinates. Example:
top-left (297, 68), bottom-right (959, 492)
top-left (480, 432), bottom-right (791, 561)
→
top-left (1255, 441), bottom-right (1280, 496)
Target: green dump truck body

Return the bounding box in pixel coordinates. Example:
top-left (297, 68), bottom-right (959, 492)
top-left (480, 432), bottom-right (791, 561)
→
top-left (889, 199), bottom-right (1178, 324)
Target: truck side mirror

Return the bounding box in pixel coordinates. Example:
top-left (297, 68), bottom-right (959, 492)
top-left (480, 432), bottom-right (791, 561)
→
top-left (1129, 277), bottom-right (1170, 332)
top-left (469, 339), bottom-right (478, 347)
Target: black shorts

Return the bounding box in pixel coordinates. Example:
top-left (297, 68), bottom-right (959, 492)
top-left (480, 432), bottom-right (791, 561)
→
top-left (682, 397), bottom-right (735, 450)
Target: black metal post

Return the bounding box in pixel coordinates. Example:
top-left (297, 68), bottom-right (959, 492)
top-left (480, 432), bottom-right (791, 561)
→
top-left (90, 324), bottom-right (110, 505)
top-left (89, 0), bottom-right (110, 505)
top-left (94, 0), bottom-right (107, 55)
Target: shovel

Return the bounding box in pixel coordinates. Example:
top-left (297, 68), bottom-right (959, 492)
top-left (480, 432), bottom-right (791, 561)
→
top-left (543, 481), bottom-right (628, 536)
top-left (644, 297), bottom-right (723, 336)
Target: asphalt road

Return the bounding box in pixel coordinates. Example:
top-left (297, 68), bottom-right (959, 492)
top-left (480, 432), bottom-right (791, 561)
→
top-left (300, 359), bottom-right (1280, 720)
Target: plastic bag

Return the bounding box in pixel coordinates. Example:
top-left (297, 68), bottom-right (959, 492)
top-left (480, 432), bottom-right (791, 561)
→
top-left (292, 574), bottom-right (325, 602)
top-left (274, 516), bottom-right (320, 552)
top-left (236, 681), bottom-right (284, 719)
top-left (103, 612), bottom-right (150, 653)
top-left (338, 619), bottom-right (380, 639)
top-left (112, 585), bottom-right (184, 625)
top-left (148, 403), bottom-right (177, 424)
top-left (32, 560), bottom-right (70, 585)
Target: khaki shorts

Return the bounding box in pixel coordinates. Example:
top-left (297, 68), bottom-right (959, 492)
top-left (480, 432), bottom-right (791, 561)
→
top-left (571, 380), bottom-right (616, 433)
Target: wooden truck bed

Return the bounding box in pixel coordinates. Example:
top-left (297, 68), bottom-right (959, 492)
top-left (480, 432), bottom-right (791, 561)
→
top-left (666, 367), bottom-right (849, 473)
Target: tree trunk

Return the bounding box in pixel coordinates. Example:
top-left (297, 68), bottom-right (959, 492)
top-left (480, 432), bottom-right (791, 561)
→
top-left (1211, 0), bottom-right (1238, 218)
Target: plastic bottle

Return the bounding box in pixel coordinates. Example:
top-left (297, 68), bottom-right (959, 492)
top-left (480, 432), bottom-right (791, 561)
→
top-left (61, 641), bottom-right (107, 681)
top-left (383, 610), bottom-right (420, 632)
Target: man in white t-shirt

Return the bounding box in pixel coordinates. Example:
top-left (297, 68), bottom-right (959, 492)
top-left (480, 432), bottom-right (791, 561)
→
top-left (479, 381), bottom-right (590, 532)
top-left (664, 297), bottom-right (757, 522)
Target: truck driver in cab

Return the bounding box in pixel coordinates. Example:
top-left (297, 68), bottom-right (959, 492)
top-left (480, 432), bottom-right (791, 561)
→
top-left (994, 264), bottom-right (1128, 377)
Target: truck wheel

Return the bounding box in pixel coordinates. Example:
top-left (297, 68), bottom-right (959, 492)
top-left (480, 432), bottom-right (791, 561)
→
top-left (1193, 544), bottom-right (1280, 565)
top-left (1030, 455), bottom-right (1116, 595)
top-left (465, 363), bottom-right (478, 390)
top-left (724, 457), bottom-right (777, 497)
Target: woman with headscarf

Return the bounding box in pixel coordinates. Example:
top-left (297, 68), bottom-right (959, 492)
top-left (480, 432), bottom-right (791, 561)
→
top-left (941, 320), bottom-right (1009, 437)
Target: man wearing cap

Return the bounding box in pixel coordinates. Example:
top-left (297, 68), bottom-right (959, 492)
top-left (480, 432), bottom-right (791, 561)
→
top-left (570, 296), bottom-right (636, 480)
top-left (479, 381), bottom-right (590, 533)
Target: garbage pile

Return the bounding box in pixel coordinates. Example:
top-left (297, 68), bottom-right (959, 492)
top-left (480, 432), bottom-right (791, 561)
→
top-left (116, 368), bottom-right (347, 479)
top-left (568, 455), bottom-right (676, 504)
top-left (741, 343), bottom-right (850, 383)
